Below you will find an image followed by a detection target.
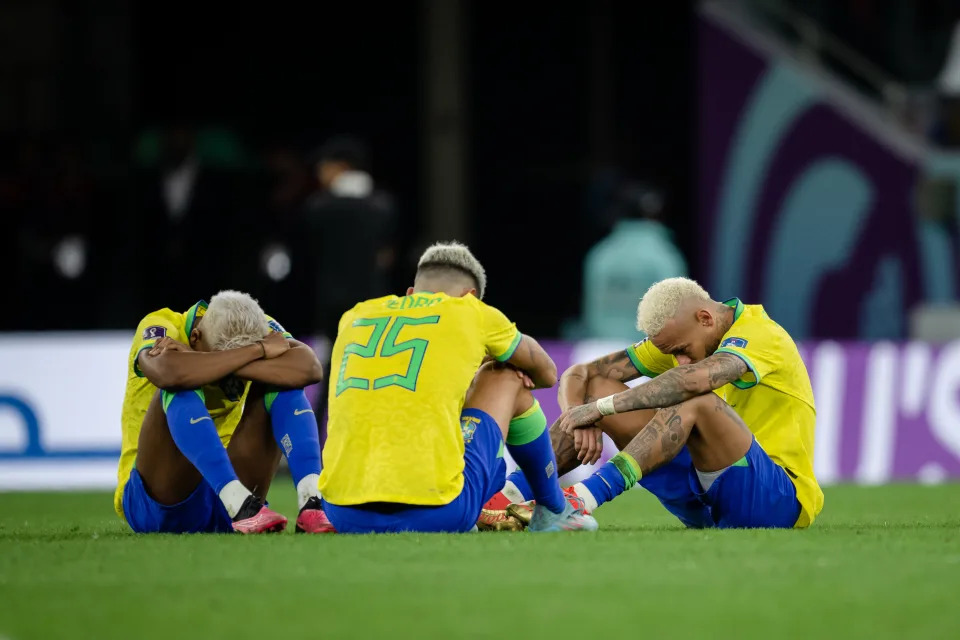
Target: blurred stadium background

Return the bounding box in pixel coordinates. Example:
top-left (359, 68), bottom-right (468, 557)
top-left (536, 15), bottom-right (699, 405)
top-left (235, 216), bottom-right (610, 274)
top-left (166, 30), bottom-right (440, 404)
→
top-left (3, 1), bottom-right (960, 637)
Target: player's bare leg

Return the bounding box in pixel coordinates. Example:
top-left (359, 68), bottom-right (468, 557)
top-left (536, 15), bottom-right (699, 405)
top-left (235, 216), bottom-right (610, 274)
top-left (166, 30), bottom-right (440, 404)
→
top-left (568, 392), bottom-right (753, 514)
top-left (134, 389), bottom-right (205, 505)
top-left (226, 384), bottom-right (282, 502)
top-left (623, 393), bottom-right (752, 475)
top-left (466, 362), bottom-right (597, 532)
top-left (133, 387), bottom-right (284, 533)
top-left (228, 383), bottom-right (332, 533)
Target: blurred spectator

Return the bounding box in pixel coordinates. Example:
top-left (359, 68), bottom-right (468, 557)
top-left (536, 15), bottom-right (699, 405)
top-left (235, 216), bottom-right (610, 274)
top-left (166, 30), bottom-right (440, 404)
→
top-left (6, 139), bottom-right (100, 329)
top-left (578, 181), bottom-right (687, 342)
top-left (248, 142), bottom-right (314, 332)
top-left (132, 125), bottom-right (245, 308)
top-left (933, 21), bottom-right (960, 147)
top-left (302, 135), bottom-right (398, 341)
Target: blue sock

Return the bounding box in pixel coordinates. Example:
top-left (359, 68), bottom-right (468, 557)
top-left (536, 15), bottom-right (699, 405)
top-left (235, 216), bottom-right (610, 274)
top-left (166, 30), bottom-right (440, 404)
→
top-left (162, 389), bottom-right (238, 494)
top-left (504, 469), bottom-right (533, 501)
top-left (505, 401), bottom-right (566, 513)
top-left (581, 452), bottom-right (643, 509)
top-left (265, 389), bottom-right (322, 487)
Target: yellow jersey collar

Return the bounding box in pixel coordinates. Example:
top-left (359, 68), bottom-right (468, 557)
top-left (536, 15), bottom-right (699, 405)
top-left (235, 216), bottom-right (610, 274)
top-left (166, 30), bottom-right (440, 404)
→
top-left (721, 297), bottom-right (745, 323)
top-left (185, 300), bottom-right (208, 336)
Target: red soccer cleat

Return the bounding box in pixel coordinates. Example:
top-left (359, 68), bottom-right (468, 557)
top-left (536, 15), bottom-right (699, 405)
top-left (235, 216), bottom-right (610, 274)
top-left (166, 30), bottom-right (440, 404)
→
top-left (295, 497), bottom-right (336, 533)
top-left (232, 497), bottom-right (288, 534)
top-left (482, 490), bottom-right (512, 512)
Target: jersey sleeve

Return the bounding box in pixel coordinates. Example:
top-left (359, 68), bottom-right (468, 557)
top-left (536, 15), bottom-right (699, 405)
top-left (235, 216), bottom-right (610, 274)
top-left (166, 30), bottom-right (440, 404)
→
top-left (480, 302), bottom-right (522, 362)
top-left (625, 338), bottom-right (676, 378)
top-left (265, 314), bottom-right (294, 339)
top-left (131, 313), bottom-right (182, 378)
top-left (713, 319), bottom-right (780, 389)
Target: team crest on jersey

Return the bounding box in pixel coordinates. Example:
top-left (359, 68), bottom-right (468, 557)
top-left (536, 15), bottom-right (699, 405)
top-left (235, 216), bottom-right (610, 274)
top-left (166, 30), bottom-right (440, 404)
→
top-left (142, 326), bottom-right (166, 340)
top-left (460, 416), bottom-right (481, 444)
top-left (721, 337), bottom-right (748, 349)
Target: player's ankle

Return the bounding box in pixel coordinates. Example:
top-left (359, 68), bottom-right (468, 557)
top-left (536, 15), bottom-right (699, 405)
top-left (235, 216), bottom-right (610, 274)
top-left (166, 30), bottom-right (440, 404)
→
top-left (231, 494), bottom-right (264, 522)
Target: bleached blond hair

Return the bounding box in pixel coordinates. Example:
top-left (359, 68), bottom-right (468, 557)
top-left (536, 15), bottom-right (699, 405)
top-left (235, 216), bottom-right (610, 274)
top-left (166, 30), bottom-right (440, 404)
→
top-left (636, 277), bottom-right (711, 336)
top-left (201, 290), bottom-right (269, 351)
top-left (416, 241), bottom-right (487, 299)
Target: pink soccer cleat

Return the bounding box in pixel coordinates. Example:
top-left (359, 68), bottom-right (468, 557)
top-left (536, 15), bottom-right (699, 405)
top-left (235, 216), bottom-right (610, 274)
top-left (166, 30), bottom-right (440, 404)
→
top-left (232, 496), bottom-right (288, 534)
top-left (295, 497), bottom-right (336, 533)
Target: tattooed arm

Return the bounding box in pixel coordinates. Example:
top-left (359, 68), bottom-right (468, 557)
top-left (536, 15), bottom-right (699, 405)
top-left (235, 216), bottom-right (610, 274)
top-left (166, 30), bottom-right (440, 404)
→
top-left (558, 349), bottom-right (642, 411)
top-left (610, 352), bottom-right (747, 412)
top-left (557, 352), bottom-right (748, 432)
top-left (505, 334), bottom-right (558, 389)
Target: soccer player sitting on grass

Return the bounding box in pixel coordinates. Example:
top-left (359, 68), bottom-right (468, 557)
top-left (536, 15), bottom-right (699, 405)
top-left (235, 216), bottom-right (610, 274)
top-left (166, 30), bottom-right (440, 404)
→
top-left (114, 290), bottom-right (333, 534)
top-left (317, 241), bottom-right (597, 533)
top-left (489, 277), bottom-right (824, 529)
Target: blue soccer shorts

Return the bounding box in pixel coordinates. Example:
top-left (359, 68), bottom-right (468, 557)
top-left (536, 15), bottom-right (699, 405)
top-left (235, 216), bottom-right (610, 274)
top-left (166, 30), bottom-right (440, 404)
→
top-left (640, 439), bottom-right (801, 529)
top-left (322, 408), bottom-right (506, 534)
top-left (122, 467), bottom-right (234, 534)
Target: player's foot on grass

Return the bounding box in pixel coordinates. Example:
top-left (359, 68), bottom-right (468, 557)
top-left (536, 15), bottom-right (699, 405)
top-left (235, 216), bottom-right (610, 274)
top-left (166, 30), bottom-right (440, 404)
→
top-left (476, 507), bottom-right (524, 532)
top-left (231, 495), bottom-right (288, 534)
top-left (526, 501), bottom-right (598, 532)
top-left (295, 496), bottom-right (336, 533)
top-left (506, 487), bottom-right (589, 527)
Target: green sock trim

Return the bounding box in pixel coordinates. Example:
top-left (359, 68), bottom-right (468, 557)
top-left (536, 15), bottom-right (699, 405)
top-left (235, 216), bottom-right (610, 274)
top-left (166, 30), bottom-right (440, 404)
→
top-left (506, 400), bottom-right (547, 446)
top-left (610, 452), bottom-right (642, 490)
top-left (732, 455), bottom-right (748, 467)
top-left (161, 388), bottom-right (205, 413)
top-left (264, 390), bottom-right (279, 413)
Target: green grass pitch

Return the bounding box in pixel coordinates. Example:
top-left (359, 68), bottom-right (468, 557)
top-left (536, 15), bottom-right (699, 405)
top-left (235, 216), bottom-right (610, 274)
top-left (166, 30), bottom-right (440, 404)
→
top-left (1, 484), bottom-right (959, 639)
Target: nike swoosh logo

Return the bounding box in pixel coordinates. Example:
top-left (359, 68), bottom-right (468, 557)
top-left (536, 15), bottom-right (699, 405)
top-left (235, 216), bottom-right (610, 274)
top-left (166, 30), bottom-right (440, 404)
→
top-left (189, 416), bottom-right (212, 424)
top-left (293, 409), bottom-right (314, 416)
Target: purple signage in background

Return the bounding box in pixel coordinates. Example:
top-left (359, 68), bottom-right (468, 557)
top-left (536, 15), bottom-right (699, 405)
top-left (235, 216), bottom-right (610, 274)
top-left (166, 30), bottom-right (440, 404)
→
top-left (697, 8), bottom-right (957, 340)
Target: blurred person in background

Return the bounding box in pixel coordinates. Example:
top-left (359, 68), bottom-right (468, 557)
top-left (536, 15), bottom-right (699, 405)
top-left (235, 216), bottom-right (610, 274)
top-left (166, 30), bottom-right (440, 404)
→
top-left (303, 135), bottom-right (398, 342)
top-left (248, 142), bottom-right (314, 330)
top-left (7, 139), bottom-right (100, 329)
top-left (934, 17), bottom-right (960, 147)
top-left (133, 125), bottom-right (241, 306)
top-left (579, 181), bottom-right (687, 341)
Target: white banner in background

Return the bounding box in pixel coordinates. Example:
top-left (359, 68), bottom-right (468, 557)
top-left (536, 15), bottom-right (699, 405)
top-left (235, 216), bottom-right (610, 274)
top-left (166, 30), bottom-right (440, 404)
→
top-left (0, 332), bottom-right (129, 490)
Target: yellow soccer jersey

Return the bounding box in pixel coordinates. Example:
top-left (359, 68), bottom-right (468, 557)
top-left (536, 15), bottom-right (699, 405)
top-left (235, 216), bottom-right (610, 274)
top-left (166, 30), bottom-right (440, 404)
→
top-left (627, 298), bottom-right (823, 527)
top-left (319, 292), bottom-right (521, 506)
top-left (113, 300), bottom-right (291, 519)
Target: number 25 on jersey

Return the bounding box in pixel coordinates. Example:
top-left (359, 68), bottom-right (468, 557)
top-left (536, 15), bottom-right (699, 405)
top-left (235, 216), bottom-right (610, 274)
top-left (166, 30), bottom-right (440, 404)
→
top-left (335, 315), bottom-right (440, 396)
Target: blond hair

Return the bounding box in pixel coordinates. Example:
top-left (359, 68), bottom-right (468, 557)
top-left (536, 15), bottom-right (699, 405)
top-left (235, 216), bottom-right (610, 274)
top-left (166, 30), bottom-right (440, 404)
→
top-left (202, 290), bottom-right (269, 351)
top-left (416, 241), bottom-right (487, 299)
top-left (636, 277), bottom-right (711, 336)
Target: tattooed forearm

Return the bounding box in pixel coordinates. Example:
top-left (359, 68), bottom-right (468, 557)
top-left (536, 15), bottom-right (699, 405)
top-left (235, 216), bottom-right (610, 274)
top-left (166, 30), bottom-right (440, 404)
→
top-left (611, 352), bottom-right (748, 413)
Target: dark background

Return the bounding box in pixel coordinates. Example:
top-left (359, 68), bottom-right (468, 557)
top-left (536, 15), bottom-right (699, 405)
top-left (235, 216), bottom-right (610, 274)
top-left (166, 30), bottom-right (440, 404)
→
top-left (1, 0), bottom-right (695, 338)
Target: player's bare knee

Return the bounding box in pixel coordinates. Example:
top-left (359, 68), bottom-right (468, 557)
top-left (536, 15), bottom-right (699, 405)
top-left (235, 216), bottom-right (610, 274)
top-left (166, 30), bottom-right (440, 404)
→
top-left (475, 360), bottom-right (524, 392)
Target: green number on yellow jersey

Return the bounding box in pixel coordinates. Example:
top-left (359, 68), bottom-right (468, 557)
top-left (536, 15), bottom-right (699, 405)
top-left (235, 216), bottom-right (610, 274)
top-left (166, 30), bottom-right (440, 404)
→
top-left (335, 315), bottom-right (440, 396)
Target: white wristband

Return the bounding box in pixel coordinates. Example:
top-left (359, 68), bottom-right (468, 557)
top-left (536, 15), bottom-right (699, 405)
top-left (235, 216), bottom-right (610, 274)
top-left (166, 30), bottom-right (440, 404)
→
top-left (596, 395), bottom-right (617, 416)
